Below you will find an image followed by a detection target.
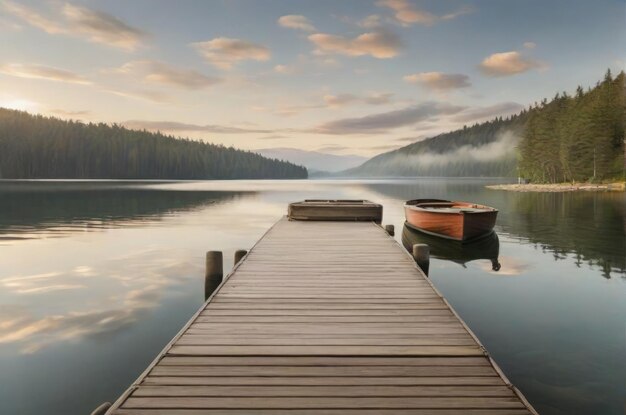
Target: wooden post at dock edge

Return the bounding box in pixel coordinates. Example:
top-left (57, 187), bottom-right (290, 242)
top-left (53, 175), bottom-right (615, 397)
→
top-left (412, 243), bottom-right (430, 276)
top-left (90, 402), bottom-right (111, 415)
top-left (205, 251), bottom-right (223, 300)
top-left (234, 249), bottom-right (248, 265)
top-left (384, 224), bottom-right (395, 236)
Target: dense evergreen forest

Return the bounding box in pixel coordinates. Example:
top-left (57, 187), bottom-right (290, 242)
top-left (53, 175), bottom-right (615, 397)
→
top-left (0, 108), bottom-right (307, 179)
top-left (347, 70), bottom-right (625, 181)
top-left (519, 70), bottom-right (625, 183)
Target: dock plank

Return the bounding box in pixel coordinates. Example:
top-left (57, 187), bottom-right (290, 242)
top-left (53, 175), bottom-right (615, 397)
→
top-left (107, 217), bottom-right (536, 414)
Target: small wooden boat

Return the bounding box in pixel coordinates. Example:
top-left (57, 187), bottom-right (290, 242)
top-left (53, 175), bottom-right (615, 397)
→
top-left (404, 199), bottom-right (497, 242)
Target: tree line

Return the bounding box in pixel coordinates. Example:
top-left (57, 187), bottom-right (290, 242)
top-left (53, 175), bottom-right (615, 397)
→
top-left (348, 69), bottom-right (625, 181)
top-left (0, 108), bottom-right (307, 179)
top-left (518, 69), bottom-right (625, 183)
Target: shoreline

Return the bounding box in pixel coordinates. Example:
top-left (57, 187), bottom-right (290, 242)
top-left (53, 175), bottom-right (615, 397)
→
top-left (486, 182), bottom-right (626, 192)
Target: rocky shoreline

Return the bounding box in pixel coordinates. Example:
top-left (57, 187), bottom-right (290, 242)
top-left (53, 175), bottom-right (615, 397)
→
top-left (486, 182), bottom-right (626, 192)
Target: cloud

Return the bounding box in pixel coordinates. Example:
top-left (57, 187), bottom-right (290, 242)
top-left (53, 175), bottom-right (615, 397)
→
top-left (111, 60), bottom-right (220, 89)
top-left (452, 102), bottom-right (523, 123)
top-left (308, 30), bottom-right (402, 59)
top-left (102, 88), bottom-right (170, 104)
top-left (271, 54), bottom-right (341, 76)
top-left (48, 109), bottom-right (91, 118)
top-left (61, 4), bottom-right (146, 51)
top-left (274, 64), bottom-right (295, 74)
top-left (440, 6), bottom-right (474, 21)
top-left (479, 51), bottom-right (544, 77)
top-left (3, 1), bottom-right (146, 51)
top-left (123, 120), bottom-right (274, 134)
top-left (191, 37), bottom-right (270, 70)
top-left (377, 0), bottom-right (472, 26)
top-left (278, 15), bottom-right (315, 32)
top-left (2, 1), bottom-right (64, 33)
top-left (313, 101), bottom-right (466, 134)
top-left (272, 91), bottom-right (395, 117)
top-left (323, 92), bottom-right (394, 107)
top-left (523, 41), bottom-right (536, 49)
top-left (323, 93), bottom-right (358, 107)
top-left (144, 64), bottom-right (218, 89)
top-left (364, 92), bottom-right (394, 105)
top-left (404, 72), bottom-right (471, 90)
top-left (358, 15), bottom-right (382, 28)
top-left (0, 63), bottom-right (91, 84)
top-left (258, 134), bottom-right (288, 140)
top-left (0, 14), bottom-right (22, 31)
top-left (273, 104), bottom-right (324, 117)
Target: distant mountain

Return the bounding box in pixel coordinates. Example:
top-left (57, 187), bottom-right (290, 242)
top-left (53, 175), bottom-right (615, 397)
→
top-left (256, 148), bottom-right (367, 173)
top-left (345, 116), bottom-right (525, 177)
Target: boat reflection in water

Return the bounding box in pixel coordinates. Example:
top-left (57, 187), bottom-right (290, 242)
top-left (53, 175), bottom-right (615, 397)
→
top-left (401, 222), bottom-right (501, 271)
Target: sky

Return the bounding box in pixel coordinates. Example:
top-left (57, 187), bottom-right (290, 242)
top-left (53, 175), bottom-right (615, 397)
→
top-left (0, 0), bottom-right (624, 156)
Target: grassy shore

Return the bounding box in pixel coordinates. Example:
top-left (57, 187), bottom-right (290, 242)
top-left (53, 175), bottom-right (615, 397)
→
top-left (486, 182), bottom-right (626, 192)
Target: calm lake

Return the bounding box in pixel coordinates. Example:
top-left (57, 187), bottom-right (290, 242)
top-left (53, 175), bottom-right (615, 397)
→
top-left (0, 179), bottom-right (624, 415)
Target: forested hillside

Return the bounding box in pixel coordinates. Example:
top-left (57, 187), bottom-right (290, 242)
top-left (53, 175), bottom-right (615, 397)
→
top-left (519, 70), bottom-right (625, 182)
top-left (347, 70), bottom-right (625, 181)
top-left (0, 109), bottom-right (307, 179)
top-left (346, 113), bottom-right (527, 177)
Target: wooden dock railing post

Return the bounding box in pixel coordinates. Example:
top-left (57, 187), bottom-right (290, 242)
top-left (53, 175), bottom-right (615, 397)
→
top-left (412, 243), bottom-right (430, 276)
top-left (89, 402), bottom-right (111, 415)
top-left (234, 249), bottom-right (247, 265)
top-left (384, 224), bottom-right (395, 236)
top-left (205, 251), bottom-right (223, 300)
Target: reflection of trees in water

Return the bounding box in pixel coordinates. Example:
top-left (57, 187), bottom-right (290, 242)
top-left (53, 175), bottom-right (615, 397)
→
top-left (500, 192), bottom-right (626, 278)
top-left (0, 182), bottom-right (247, 239)
top-left (361, 180), bottom-right (626, 278)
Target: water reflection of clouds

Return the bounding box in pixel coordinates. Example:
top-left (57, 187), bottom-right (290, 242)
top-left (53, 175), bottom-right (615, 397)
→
top-left (0, 249), bottom-right (199, 354)
top-left (1, 270), bottom-right (90, 294)
top-left (478, 255), bottom-right (529, 276)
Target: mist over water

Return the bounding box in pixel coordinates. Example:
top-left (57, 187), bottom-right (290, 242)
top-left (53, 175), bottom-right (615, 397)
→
top-left (351, 131), bottom-right (520, 177)
top-left (0, 179), bottom-right (624, 415)
top-left (406, 130), bottom-right (520, 167)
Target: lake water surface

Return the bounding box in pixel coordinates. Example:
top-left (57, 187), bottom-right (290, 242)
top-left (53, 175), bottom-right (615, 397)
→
top-left (0, 179), bottom-right (624, 415)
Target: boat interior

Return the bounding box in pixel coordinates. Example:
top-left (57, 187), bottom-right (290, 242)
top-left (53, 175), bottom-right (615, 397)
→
top-left (406, 199), bottom-right (496, 213)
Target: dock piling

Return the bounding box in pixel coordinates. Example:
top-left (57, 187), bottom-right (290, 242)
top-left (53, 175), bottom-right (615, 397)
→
top-left (384, 224), bottom-right (395, 236)
top-left (412, 243), bottom-right (430, 276)
top-left (205, 251), bottom-right (223, 300)
top-left (89, 402), bottom-right (111, 415)
top-left (234, 249), bottom-right (248, 265)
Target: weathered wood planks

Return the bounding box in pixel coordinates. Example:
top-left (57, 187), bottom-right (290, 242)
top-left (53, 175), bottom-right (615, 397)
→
top-left (106, 216), bottom-right (537, 414)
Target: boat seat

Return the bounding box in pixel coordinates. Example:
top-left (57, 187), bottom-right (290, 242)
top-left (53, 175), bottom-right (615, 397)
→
top-left (416, 202), bottom-right (456, 208)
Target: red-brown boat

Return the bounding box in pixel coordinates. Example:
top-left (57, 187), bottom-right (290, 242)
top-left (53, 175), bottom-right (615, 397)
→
top-left (404, 199), bottom-right (498, 242)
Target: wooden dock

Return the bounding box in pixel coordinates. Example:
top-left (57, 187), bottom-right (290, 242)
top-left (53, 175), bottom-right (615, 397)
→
top-left (104, 205), bottom-right (537, 414)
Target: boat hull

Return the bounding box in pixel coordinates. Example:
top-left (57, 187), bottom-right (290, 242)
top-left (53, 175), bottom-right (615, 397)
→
top-left (404, 203), bottom-right (497, 242)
